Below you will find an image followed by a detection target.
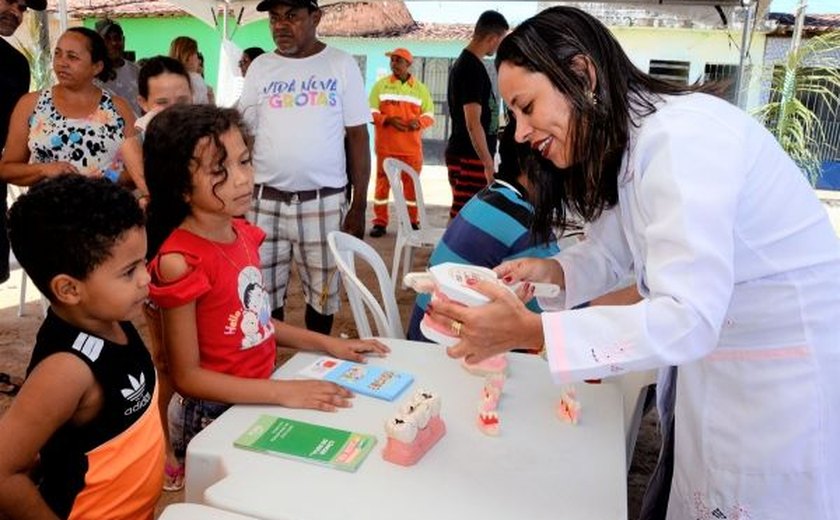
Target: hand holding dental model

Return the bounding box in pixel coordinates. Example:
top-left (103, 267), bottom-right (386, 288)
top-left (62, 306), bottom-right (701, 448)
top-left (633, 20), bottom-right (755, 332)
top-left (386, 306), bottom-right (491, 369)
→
top-left (406, 260), bottom-right (562, 363)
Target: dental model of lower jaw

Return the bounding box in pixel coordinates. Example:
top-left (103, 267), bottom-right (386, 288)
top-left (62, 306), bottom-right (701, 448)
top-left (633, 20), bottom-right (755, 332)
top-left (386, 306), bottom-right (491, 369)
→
top-left (556, 385), bottom-right (581, 425)
top-left (477, 375), bottom-right (504, 432)
top-left (477, 410), bottom-right (500, 436)
top-left (485, 373), bottom-right (506, 390)
top-left (382, 390), bottom-right (447, 466)
top-left (480, 382), bottom-right (501, 412)
top-left (461, 354), bottom-right (509, 377)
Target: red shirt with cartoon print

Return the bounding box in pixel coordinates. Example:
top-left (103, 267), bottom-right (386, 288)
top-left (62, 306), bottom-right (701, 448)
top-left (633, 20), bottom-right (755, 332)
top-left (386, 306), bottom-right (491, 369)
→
top-left (148, 218), bottom-right (276, 379)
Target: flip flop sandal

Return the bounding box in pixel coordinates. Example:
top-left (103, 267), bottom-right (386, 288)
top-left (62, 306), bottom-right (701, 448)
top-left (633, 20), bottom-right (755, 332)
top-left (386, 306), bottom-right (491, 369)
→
top-left (163, 461), bottom-right (185, 492)
top-left (0, 373), bottom-right (21, 397)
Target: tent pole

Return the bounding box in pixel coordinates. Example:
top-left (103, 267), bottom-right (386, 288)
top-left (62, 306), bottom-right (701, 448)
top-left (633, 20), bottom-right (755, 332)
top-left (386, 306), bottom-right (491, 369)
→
top-left (58, 0), bottom-right (68, 32)
top-left (222, 0), bottom-right (229, 39)
top-left (734, 0), bottom-right (754, 108)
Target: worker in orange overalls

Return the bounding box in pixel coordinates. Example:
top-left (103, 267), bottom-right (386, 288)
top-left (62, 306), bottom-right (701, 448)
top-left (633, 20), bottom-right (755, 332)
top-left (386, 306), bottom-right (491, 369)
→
top-left (368, 48), bottom-right (435, 237)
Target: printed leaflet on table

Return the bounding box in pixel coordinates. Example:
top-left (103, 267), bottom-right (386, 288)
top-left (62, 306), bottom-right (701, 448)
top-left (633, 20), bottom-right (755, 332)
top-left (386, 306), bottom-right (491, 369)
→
top-left (298, 356), bottom-right (414, 401)
top-left (234, 414), bottom-right (377, 472)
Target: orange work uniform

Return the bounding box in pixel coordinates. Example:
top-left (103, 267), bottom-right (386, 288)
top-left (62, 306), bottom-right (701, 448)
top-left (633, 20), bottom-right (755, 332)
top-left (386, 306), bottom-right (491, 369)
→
top-left (369, 74), bottom-right (435, 227)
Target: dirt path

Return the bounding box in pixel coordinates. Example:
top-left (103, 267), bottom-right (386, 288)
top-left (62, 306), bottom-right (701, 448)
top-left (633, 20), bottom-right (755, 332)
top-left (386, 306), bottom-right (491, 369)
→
top-left (0, 167), bottom-right (664, 518)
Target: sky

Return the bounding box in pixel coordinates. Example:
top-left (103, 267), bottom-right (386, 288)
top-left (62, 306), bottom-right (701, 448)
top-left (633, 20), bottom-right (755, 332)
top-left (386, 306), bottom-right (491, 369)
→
top-left (404, 0), bottom-right (838, 24)
top-left (767, 0), bottom-right (837, 13)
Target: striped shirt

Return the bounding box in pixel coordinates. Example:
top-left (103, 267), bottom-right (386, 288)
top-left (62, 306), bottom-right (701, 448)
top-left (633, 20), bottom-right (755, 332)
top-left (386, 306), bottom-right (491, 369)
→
top-left (407, 180), bottom-right (561, 342)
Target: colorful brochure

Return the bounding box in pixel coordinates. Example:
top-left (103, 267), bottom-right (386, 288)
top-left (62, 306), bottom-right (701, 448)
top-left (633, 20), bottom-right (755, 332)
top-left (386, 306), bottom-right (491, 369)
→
top-left (298, 356), bottom-right (414, 401)
top-left (234, 415), bottom-right (377, 472)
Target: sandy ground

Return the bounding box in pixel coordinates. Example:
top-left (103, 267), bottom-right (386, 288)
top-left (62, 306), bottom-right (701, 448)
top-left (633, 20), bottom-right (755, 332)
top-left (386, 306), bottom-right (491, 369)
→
top-left (0, 166), bottom-right (837, 518)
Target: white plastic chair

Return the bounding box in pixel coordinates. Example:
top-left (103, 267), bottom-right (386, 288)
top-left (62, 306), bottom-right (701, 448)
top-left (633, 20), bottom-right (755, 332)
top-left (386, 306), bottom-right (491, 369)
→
top-left (604, 369), bottom-right (657, 471)
top-left (382, 158), bottom-right (446, 288)
top-left (327, 231), bottom-right (404, 339)
top-left (7, 186), bottom-right (47, 317)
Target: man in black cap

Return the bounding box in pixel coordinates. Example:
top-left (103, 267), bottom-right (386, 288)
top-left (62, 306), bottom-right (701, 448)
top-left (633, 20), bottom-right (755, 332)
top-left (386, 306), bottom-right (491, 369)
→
top-left (240, 0), bottom-right (371, 335)
top-left (95, 18), bottom-right (141, 115)
top-left (0, 0), bottom-right (46, 284)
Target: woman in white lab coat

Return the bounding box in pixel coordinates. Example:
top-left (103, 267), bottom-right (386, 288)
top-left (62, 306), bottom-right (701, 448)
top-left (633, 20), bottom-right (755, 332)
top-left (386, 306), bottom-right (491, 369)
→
top-left (428, 7), bottom-right (840, 519)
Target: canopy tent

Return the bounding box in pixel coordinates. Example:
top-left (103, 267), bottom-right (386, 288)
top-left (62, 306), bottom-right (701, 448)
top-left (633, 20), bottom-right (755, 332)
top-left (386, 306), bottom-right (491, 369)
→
top-left (49, 0), bottom-right (773, 107)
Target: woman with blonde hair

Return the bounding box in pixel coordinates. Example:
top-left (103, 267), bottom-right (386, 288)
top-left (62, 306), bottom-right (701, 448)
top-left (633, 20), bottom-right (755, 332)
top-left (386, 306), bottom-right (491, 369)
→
top-left (169, 36), bottom-right (213, 104)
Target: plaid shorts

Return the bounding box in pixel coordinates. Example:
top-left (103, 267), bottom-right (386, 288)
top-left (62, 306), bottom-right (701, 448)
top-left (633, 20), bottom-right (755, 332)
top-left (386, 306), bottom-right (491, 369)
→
top-left (248, 189), bottom-right (347, 315)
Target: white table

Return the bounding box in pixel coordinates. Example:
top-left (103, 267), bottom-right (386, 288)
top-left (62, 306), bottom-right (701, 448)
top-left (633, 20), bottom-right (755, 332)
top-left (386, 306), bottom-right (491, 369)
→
top-left (186, 339), bottom-right (627, 520)
top-left (158, 503), bottom-right (259, 519)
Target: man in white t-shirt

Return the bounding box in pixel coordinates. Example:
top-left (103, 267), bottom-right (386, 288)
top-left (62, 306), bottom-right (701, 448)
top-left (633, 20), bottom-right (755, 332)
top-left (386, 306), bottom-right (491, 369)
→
top-left (239, 0), bottom-right (371, 334)
top-left (95, 19), bottom-right (142, 116)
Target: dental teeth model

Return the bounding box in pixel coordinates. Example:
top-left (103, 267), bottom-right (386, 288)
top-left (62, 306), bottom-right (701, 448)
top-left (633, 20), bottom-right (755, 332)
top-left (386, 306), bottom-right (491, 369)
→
top-left (556, 385), bottom-right (581, 425)
top-left (476, 375), bottom-right (505, 436)
top-left (461, 354), bottom-right (508, 377)
top-left (477, 410), bottom-right (500, 436)
top-left (405, 263), bottom-right (559, 349)
top-left (480, 380), bottom-right (501, 412)
top-left (383, 389), bottom-right (446, 466)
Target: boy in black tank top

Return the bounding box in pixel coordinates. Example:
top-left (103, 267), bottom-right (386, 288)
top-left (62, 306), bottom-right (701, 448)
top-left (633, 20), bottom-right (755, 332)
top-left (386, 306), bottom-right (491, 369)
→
top-left (0, 175), bottom-right (164, 519)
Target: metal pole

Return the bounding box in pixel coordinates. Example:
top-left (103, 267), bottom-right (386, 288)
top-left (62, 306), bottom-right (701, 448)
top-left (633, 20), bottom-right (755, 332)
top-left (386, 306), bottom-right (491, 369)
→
top-left (777, 0), bottom-right (808, 134)
top-left (734, 0), bottom-right (754, 108)
top-left (57, 0), bottom-right (67, 33)
top-left (789, 0), bottom-right (808, 55)
top-left (222, 0), bottom-right (229, 39)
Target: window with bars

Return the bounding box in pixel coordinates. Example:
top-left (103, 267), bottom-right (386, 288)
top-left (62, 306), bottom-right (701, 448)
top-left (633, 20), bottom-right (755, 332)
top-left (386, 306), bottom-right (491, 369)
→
top-left (703, 63), bottom-right (738, 103)
top-left (649, 59), bottom-right (690, 85)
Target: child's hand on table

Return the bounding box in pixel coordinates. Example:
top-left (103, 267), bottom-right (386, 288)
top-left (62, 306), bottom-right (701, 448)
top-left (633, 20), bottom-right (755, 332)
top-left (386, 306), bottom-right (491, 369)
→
top-left (274, 380), bottom-right (354, 411)
top-left (325, 338), bottom-right (390, 363)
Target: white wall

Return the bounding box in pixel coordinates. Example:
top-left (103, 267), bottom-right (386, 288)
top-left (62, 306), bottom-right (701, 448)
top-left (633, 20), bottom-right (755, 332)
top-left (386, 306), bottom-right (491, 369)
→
top-left (611, 26), bottom-right (768, 108)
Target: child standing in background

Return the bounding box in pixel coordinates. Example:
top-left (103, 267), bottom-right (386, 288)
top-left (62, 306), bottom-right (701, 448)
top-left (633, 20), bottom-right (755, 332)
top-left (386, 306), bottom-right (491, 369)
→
top-left (131, 54), bottom-right (195, 491)
top-left (143, 104), bottom-right (388, 467)
top-left (0, 175), bottom-right (163, 519)
top-left (120, 55), bottom-right (194, 212)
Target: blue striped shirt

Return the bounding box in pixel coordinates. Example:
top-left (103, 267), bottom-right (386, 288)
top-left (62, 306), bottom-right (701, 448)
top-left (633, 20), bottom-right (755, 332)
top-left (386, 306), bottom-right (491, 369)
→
top-left (407, 180), bottom-right (560, 342)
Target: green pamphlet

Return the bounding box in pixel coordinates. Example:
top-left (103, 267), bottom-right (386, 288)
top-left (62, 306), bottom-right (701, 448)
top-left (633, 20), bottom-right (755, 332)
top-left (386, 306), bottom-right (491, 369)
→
top-left (234, 415), bottom-right (377, 472)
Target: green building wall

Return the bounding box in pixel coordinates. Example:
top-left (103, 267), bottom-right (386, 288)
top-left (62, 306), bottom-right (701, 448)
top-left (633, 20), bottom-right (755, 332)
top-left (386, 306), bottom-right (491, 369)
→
top-left (83, 16), bottom-right (467, 91)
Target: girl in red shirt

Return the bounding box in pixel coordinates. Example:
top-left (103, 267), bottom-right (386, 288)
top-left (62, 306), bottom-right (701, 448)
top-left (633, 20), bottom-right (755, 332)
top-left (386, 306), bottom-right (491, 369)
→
top-left (143, 104), bottom-right (388, 474)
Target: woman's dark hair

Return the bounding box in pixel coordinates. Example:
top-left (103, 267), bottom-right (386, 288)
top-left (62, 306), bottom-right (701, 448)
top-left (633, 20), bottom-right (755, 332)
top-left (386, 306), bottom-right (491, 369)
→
top-left (496, 113), bottom-right (530, 185)
top-left (144, 104), bottom-right (252, 259)
top-left (495, 6), bottom-right (708, 238)
top-left (243, 47), bottom-right (266, 61)
top-left (138, 55), bottom-right (191, 100)
top-left (66, 27), bottom-right (113, 82)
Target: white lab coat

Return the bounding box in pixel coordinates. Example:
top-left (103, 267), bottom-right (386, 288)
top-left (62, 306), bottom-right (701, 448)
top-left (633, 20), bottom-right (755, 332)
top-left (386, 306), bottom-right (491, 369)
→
top-left (541, 93), bottom-right (840, 519)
